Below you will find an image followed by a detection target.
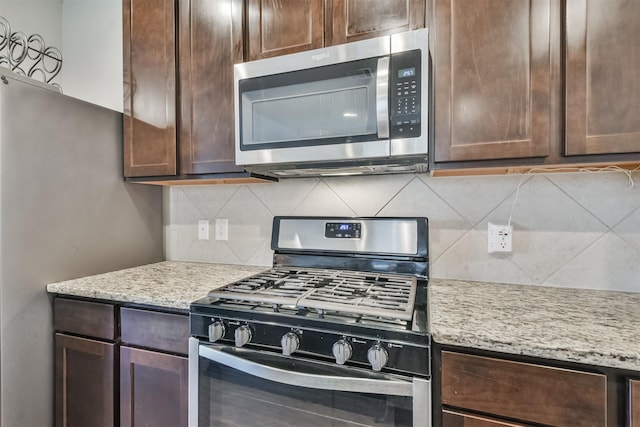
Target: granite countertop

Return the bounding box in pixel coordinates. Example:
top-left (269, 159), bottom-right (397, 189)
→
top-left (429, 279), bottom-right (640, 372)
top-left (46, 261), bottom-right (267, 310)
top-left (48, 261), bottom-right (640, 371)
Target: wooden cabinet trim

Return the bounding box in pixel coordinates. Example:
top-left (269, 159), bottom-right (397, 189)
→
top-left (441, 350), bottom-right (607, 427)
top-left (54, 298), bottom-right (116, 340)
top-left (120, 307), bottom-right (189, 355)
top-left (442, 409), bottom-right (532, 427)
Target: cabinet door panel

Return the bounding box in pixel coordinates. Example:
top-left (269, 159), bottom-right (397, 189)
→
top-left (123, 0), bottom-right (177, 177)
top-left (631, 379), bottom-right (640, 427)
top-left (179, 0), bottom-right (245, 174)
top-left (120, 346), bottom-right (188, 427)
top-left (441, 351), bottom-right (607, 427)
top-left (565, 0), bottom-right (640, 155)
top-left (433, 0), bottom-right (551, 162)
top-left (55, 334), bottom-right (114, 427)
top-left (247, 0), bottom-right (324, 60)
top-left (327, 0), bottom-right (425, 45)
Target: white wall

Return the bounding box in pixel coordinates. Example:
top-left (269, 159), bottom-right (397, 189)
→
top-left (165, 171), bottom-right (640, 293)
top-left (61, 0), bottom-right (123, 111)
top-left (0, 0), bottom-right (123, 111)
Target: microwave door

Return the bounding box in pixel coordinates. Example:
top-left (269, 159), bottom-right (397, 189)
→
top-left (236, 57), bottom-right (391, 166)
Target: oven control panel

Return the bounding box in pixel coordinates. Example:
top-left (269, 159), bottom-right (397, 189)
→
top-left (192, 314), bottom-right (430, 377)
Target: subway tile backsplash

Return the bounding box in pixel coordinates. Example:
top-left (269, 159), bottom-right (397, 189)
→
top-left (165, 172), bottom-right (640, 293)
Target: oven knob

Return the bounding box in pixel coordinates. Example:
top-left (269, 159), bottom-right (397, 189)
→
top-left (367, 344), bottom-right (389, 372)
top-left (332, 339), bottom-right (353, 365)
top-left (234, 325), bottom-right (252, 347)
top-left (208, 321), bottom-right (226, 342)
top-left (280, 332), bottom-right (300, 356)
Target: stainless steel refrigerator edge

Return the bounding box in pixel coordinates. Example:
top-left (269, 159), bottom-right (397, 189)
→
top-left (0, 69), bottom-right (163, 427)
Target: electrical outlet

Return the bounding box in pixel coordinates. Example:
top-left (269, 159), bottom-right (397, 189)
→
top-left (488, 223), bottom-right (513, 254)
top-left (215, 219), bottom-right (228, 241)
top-left (198, 220), bottom-right (209, 240)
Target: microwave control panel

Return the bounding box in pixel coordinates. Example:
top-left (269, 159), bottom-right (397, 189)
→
top-left (389, 50), bottom-right (422, 138)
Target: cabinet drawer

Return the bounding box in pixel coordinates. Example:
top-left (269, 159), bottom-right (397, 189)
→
top-left (54, 298), bottom-right (116, 340)
top-left (441, 351), bottom-right (607, 427)
top-left (120, 308), bottom-right (189, 355)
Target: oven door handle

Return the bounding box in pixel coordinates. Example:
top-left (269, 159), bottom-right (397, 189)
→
top-left (199, 344), bottom-right (414, 397)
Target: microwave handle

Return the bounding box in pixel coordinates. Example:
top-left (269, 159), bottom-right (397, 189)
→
top-left (376, 57), bottom-right (390, 139)
top-left (198, 343), bottom-right (413, 397)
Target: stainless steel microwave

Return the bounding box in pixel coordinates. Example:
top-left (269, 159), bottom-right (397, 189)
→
top-left (234, 29), bottom-right (429, 178)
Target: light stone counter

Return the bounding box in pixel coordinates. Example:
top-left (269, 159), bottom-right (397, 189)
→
top-left (48, 262), bottom-right (640, 371)
top-left (47, 261), bottom-right (267, 310)
top-left (429, 278), bottom-right (640, 371)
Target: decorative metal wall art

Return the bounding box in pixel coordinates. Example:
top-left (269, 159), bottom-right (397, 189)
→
top-left (0, 16), bottom-right (63, 90)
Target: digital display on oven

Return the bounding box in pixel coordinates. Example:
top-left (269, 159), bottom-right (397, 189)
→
top-left (325, 222), bottom-right (361, 239)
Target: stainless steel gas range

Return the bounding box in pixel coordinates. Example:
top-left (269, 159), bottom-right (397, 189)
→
top-left (189, 216), bottom-right (431, 427)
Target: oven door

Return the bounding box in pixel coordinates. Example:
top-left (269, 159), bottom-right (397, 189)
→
top-left (189, 338), bottom-right (431, 427)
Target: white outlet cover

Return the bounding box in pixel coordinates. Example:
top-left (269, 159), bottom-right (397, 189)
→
top-left (488, 222), bottom-right (513, 254)
top-left (215, 218), bottom-right (229, 241)
top-left (198, 220), bottom-right (209, 240)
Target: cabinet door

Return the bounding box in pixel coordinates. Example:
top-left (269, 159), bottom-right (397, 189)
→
top-left (326, 0), bottom-right (425, 46)
top-left (565, 0), bottom-right (640, 155)
top-left (246, 0), bottom-right (324, 60)
top-left (442, 410), bottom-right (532, 427)
top-left (120, 346), bottom-right (188, 427)
top-left (123, 0), bottom-right (177, 177)
top-left (179, 0), bottom-right (245, 174)
top-left (55, 334), bottom-right (114, 427)
top-left (433, 0), bottom-right (551, 162)
top-left (631, 379), bottom-right (640, 427)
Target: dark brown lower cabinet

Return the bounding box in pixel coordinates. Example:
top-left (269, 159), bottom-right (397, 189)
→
top-left (54, 334), bottom-right (114, 427)
top-left (441, 351), bottom-right (607, 427)
top-left (120, 346), bottom-right (188, 427)
top-left (53, 297), bottom-right (189, 427)
top-left (631, 379), bottom-right (640, 427)
top-left (442, 410), bottom-right (531, 427)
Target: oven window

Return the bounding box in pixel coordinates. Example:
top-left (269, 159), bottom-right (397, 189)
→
top-left (197, 352), bottom-right (413, 427)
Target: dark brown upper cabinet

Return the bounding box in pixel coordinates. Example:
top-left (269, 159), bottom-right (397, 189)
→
top-left (179, 0), bottom-right (245, 175)
top-left (565, 0), bottom-right (640, 156)
top-left (432, 0), bottom-right (552, 163)
top-left (123, 0), bottom-right (177, 177)
top-left (246, 0), bottom-right (426, 61)
top-left (124, 0), bottom-right (249, 180)
top-left (326, 0), bottom-right (425, 45)
top-left (246, 0), bottom-right (324, 61)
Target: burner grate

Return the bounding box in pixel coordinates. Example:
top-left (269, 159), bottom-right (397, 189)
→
top-left (208, 267), bottom-right (416, 321)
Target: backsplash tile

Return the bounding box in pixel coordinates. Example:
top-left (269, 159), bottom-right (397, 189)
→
top-left (165, 171), bottom-right (640, 292)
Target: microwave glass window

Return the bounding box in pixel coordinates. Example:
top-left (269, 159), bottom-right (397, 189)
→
top-left (242, 74), bottom-right (377, 145)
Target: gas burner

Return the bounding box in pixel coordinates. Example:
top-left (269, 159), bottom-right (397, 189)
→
top-left (208, 267), bottom-right (417, 321)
